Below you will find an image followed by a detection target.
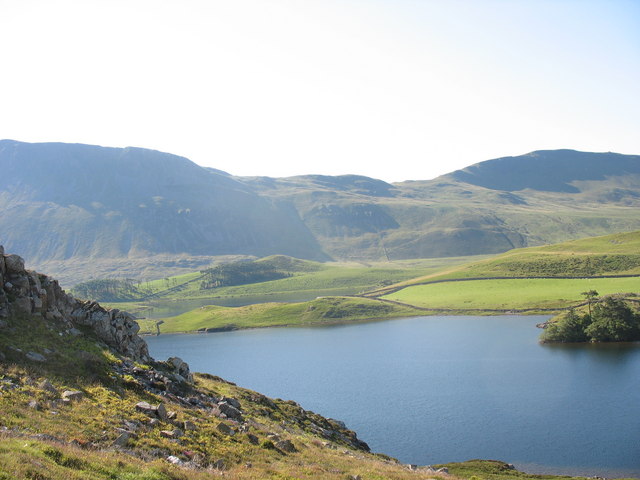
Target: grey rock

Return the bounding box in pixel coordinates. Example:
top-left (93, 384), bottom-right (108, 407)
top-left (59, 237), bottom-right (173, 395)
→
top-left (26, 351), bottom-right (46, 362)
top-left (167, 356), bottom-right (192, 381)
top-left (221, 396), bottom-right (241, 409)
top-left (211, 459), bottom-right (226, 470)
top-left (156, 403), bottom-right (169, 422)
top-left (183, 420), bottom-right (197, 431)
top-left (160, 429), bottom-right (183, 439)
top-left (166, 455), bottom-right (184, 465)
top-left (135, 401), bottom-right (169, 421)
top-left (217, 401), bottom-right (243, 420)
top-left (275, 439), bottom-right (297, 453)
top-left (217, 422), bottom-right (235, 436)
top-left (38, 379), bottom-right (59, 395)
top-left (13, 297), bottom-right (32, 314)
top-left (113, 431), bottom-right (130, 447)
top-left (62, 390), bottom-right (84, 402)
top-left (4, 255), bottom-right (25, 273)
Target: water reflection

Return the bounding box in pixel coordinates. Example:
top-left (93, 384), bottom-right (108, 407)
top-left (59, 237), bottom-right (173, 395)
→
top-left (542, 341), bottom-right (640, 366)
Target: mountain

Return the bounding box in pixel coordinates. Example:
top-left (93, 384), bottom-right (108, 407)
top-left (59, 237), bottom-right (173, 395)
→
top-left (0, 140), bottom-right (326, 282)
top-left (2, 140), bottom-right (640, 284)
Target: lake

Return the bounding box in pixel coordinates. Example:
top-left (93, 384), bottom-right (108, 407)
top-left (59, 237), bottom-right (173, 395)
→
top-left (145, 315), bottom-right (640, 478)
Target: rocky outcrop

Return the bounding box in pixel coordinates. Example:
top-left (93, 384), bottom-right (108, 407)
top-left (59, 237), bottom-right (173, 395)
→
top-left (0, 246), bottom-right (150, 362)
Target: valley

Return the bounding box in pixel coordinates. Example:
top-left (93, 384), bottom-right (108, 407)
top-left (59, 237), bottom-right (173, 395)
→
top-left (3, 142), bottom-right (640, 285)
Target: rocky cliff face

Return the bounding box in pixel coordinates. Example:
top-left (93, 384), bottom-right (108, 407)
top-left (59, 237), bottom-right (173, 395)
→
top-left (0, 245), bottom-right (149, 362)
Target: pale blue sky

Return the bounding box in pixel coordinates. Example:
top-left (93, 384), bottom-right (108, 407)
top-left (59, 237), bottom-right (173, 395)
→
top-left (1, 0), bottom-right (638, 181)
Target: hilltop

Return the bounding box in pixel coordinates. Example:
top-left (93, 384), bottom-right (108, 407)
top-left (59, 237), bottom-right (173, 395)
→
top-left (2, 140), bottom-right (640, 284)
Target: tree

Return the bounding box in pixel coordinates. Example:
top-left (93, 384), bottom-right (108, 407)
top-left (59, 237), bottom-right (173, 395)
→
top-left (541, 309), bottom-right (590, 343)
top-left (584, 297), bottom-right (640, 342)
top-left (581, 290), bottom-right (599, 317)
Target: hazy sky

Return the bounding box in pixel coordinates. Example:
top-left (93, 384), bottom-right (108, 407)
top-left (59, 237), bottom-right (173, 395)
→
top-left (1, 0), bottom-right (639, 182)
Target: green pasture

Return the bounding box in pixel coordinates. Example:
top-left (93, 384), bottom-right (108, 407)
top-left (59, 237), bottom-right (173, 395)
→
top-left (382, 277), bottom-right (640, 311)
top-left (137, 296), bottom-right (422, 334)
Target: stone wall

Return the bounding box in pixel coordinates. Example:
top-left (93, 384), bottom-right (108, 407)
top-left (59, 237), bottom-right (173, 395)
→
top-left (0, 246), bottom-right (150, 362)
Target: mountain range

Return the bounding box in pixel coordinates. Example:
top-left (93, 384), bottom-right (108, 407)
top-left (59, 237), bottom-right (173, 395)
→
top-left (2, 140), bottom-right (640, 284)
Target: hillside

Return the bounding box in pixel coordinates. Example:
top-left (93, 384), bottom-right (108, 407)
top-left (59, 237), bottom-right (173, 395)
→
top-left (0, 140), bottom-right (326, 282)
top-left (369, 230), bottom-right (640, 291)
top-left (369, 231), bottom-right (640, 314)
top-left (3, 140), bottom-right (640, 284)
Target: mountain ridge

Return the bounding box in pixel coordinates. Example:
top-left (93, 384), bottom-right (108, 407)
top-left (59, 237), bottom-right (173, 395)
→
top-left (2, 140), bottom-right (640, 284)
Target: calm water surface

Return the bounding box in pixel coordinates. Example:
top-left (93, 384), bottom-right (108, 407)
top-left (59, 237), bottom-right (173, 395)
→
top-left (146, 316), bottom-right (640, 478)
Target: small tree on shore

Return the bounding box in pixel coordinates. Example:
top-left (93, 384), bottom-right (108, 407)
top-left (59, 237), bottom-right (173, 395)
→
top-left (581, 289), bottom-right (599, 317)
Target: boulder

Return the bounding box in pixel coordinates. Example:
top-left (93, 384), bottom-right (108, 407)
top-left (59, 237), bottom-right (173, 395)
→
top-left (62, 390), bottom-right (84, 402)
top-left (38, 379), bottom-right (59, 395)
top-left (135, 401), bottom-right (168, 421)
top-left (4, 255), bottom-right (25, 274)
top-left (13, 297), bottom-right (32, 315)
top-left (217, 401), bottom-right (243, 420)
top-left (167, 356), bottom-right (192, 381)
top-left (160, 429), bottom-right (183, 439)
top-left (26, 351), bottom-right (46, 362)
top-left (217, 422), bottom-right (235, 436)
top-left (275, 439), bottom-right (297, 453)
top-left (113, 431), bottom-right (130, 447)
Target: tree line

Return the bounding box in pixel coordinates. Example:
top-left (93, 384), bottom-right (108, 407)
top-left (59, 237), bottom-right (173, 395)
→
top-left (199, 261), bottom-right (291, 290)
top-left (541, 291), bottom-right (640, 343)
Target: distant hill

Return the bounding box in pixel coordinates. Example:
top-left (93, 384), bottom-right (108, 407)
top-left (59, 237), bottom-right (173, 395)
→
top-left (0, 140), bottom-right (326, 276)
top-left (448, 149), bottom-right (640, 193)
top-left (2, 140), bottom-right (640, 284)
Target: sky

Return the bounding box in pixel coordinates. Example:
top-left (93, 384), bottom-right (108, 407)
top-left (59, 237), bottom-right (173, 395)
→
top-left (1, 0), bottom-right (639, 182)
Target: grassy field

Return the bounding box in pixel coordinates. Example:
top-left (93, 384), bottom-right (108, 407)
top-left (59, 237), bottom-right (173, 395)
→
top-left (380, 277), bottom-right (640, 311)
top-left (94, 255), bottom-right (485, 302)
top-left (137, 296), bottom-right (423, 334)
top-left (366, 230), bottom-right (640, 296)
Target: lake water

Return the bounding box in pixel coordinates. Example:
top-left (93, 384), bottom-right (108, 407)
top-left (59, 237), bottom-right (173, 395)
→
top-left (145, 315), bottom-right (640, 478)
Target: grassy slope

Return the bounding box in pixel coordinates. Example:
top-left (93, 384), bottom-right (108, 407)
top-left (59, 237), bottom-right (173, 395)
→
top-left (379, 230), bottom-right (640, 287)
top-left (137, 296), bottom-right (424, 334)
top-left (367, 231), bottom-right (640, 312)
